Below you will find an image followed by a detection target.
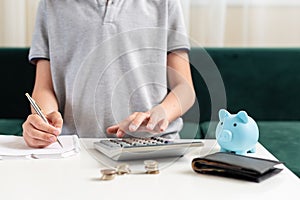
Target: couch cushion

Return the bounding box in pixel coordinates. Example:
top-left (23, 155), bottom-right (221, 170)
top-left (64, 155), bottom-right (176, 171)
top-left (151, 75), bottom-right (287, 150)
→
top-left (257, 121), bottom-right (300, 177)
top-left (179, 122), bottom-right (202, 139)
top-left (183, 48), bottom-right (300, 125)
top-left (0, 119), bottom-right (24, 136)
top-left (200, 121), bottom-right (218, 139)
top-left (200, 121), bottom-right (300, 177)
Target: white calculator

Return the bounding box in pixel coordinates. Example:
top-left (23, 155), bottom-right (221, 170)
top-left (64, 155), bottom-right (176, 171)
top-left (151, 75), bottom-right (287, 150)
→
top-left (94, 137), bottom-right (203, 161)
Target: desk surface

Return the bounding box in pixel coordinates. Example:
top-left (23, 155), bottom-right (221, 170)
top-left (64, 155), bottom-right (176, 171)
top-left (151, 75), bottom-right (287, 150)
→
top-left (0, 139), bottom-right (299, 200)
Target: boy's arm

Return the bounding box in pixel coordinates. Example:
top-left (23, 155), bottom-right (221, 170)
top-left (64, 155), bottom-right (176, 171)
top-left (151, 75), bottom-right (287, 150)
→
top-left (22, 60), bottom-right (63, 148)
top-left (107, 50), bottom-right (195, 137)
top-left (32, 60), bottom-right (59, 114)
top-left (161, 50), bottom-right (195, 122)
top-left (133, 50), bottom-right (195, 134)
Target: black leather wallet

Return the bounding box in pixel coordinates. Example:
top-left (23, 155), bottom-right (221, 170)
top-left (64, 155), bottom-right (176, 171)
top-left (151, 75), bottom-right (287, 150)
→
top-left (192, 152), bottom-right (283, 182)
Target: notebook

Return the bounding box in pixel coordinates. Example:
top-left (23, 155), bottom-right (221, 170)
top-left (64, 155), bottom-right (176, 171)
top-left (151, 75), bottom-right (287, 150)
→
top-left (0, 135), bottom-right (80, 159)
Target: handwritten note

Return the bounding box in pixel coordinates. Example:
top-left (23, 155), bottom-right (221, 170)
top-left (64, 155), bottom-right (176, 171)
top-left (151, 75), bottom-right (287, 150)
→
top-left (0, 135), bottom-right (80, 159)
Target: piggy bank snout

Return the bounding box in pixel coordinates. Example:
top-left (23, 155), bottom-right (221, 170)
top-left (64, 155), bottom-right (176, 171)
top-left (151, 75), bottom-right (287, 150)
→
top-left (217, 130), bottom-right (232, 142)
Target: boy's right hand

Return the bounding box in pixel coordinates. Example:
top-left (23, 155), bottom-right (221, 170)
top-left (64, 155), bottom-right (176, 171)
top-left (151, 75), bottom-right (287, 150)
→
top-left (22, 111), bottom-right (63, 148)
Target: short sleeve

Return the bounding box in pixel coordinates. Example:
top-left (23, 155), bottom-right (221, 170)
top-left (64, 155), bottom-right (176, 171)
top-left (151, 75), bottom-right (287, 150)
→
top-left (28, 0), bottom-right (50, 64)
top-left (167, 0), bottom-right (190, 52)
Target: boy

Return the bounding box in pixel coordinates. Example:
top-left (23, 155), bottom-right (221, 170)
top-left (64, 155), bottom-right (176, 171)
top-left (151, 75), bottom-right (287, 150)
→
top-left (23, 0), bottom-right (195, 148)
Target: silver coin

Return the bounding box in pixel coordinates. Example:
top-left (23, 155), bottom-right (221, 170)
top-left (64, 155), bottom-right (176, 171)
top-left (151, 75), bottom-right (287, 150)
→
top-left (144, 160), bottom-right (159, 174)
top-left (116, 163), bottom-right (131, 175)
top-left (144, 160), bottom-right (158, 167)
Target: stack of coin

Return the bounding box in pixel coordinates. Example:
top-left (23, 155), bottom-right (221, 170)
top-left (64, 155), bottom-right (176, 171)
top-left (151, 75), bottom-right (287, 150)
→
top-left (144, 160), bottom-right (159, 174)
top-left (100, 169), bottom-right (117, 181)
top-left (116, 163), bottom-right (131, 175)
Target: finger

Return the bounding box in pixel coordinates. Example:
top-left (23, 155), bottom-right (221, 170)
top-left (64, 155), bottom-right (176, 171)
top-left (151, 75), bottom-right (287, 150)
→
top-left (158, 119), bottom-right (169, 132)
top-left (25, 137), bottom-right (53, 148)
top-left (28, 114), bottom-right (60, 135)
top-left (133, 125), bottom-right (158, 134)
top-left (116, 112), bottom-right (145, 133)
top-left (47, 111), bottom-right (63, 129)
top-left (146, 113), bottom-right (160, 131)
top-left (22, 118), bottom-right (55, 148)
top-left (27, 126), bottom-right (57, 143)
top-left (24, 115), bottom-right (57, 142)
top-left (129, 112), bottom-right (150, 132)
top-left (116, 129), bottom-right (126, 138)
top-left (106, 124), bottom-right (119, 134)
top-left (117, 119), bottom-right (132, 133)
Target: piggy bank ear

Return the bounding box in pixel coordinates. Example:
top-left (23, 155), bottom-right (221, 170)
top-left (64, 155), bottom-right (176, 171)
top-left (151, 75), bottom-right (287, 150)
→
top-left (237, 111), bottom-right (248, 123)
top-left (219, 109), bottom-right (230, 121)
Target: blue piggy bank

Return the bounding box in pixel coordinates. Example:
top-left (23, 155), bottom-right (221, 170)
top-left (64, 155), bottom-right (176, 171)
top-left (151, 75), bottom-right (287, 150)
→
top-left (215, 109), bottom-right (259, 155)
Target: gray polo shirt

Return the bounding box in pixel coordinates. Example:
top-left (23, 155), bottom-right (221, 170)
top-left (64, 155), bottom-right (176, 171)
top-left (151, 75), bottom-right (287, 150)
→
top-left (29, 0), bottom-right (190, 138)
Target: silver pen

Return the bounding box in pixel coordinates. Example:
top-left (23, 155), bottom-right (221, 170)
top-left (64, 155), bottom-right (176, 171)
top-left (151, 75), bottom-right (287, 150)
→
top-left (25, 93), bottom-right (63, 148)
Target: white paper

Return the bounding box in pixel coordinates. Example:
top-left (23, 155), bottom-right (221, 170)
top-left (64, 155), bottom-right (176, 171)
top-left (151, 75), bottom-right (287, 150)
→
top-left (0, 135), bottom-right (80, 159)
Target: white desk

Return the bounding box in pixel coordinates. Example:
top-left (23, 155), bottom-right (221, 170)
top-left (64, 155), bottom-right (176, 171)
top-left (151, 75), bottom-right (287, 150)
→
top-left (0, 139), bottom-right (299, 200)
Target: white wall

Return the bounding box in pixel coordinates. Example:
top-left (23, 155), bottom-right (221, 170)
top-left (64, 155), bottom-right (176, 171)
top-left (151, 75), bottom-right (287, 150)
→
top-left (1, 0), bottom-right (300, 47)
top-left (0, 0), bottom-right (39, 47)
top-left (190, 2), bottom-right (300, 47)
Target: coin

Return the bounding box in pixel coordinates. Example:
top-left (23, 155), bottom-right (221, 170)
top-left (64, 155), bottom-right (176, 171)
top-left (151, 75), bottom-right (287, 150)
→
top-left (116, 163), bottom-right (131, 175)
top-left (144, 160), bottom-right (159, 174)
top-left (146, 170), bottom-right (160, 174)
top-left (100, 169), bottom-right (117, 180)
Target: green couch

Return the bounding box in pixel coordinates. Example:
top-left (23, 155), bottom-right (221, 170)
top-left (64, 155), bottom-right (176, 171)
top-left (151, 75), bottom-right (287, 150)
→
top-left (0, 48), bottom-right (35, 135)
top-left (1, 47), bottom-right (299, 177)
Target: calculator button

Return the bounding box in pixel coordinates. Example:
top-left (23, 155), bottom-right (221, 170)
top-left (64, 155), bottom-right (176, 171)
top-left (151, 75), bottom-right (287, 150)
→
top-left (118, 141), bottom-right (131, 147)
top-left (100, 140), bottom-right (122, 148)
top-left (132, 142), bottom-right (145, 147)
